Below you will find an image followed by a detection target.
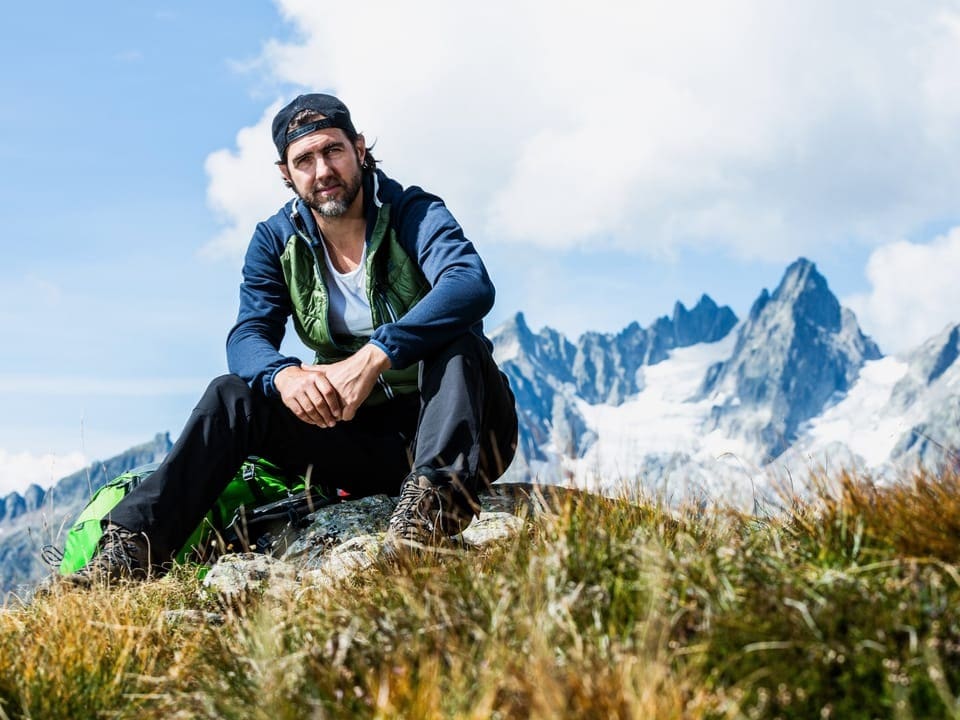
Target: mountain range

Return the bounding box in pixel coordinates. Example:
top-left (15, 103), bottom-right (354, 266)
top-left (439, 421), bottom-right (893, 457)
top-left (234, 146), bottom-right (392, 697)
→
top-left (493, 257), bottom-right (959, 504)
top-left (3, 257), bottom-right (959, 593)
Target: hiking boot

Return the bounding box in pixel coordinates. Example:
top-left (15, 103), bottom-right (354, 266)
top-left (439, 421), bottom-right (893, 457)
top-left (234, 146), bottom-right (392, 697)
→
top-left (386, 470), bottom-right (476, 549)
top-left (64, 523), bottom-right (153, 587)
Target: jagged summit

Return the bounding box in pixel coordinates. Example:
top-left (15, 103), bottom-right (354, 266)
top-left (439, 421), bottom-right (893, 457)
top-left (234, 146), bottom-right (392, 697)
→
top-left (891, 323), bottom-right (960, 403)
top-left (884, 322), bottom-right (960, 460)
top-left (702, 258), bottom-right (881, 458)
top-left (650, 294), bottom-right (738, 360)
top-left (492, 294), bottom-right (739, 483)
top-left (774, 257), bottom-right (846, 332)
top-left (906, 322), bottom-right (960, 386)
top-left (495, 294), bottom-right (739, 406)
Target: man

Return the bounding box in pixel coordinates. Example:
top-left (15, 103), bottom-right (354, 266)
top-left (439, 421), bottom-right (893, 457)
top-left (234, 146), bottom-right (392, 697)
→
top-left (70, 93), bottom-right (518, 582)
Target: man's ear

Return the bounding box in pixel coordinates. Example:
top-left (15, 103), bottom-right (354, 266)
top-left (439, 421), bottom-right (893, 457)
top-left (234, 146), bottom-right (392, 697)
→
top-left (355, 134), bottom-right (367, 165)
top-left (277, 161), bottom-right (292, 186)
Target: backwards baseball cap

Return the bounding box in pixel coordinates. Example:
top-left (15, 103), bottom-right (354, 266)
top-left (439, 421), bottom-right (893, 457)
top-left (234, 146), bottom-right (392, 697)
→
top-left (272, 93), bottom-right (357, 161)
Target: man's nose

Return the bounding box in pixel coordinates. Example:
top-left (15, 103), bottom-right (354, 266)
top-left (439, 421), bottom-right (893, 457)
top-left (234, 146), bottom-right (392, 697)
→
top-left (314, 156), bottom-right (334, 180)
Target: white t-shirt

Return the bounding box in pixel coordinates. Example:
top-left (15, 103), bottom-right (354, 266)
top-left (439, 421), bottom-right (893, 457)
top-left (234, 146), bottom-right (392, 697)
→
top-left (320, 241), bottom-right (374, 338)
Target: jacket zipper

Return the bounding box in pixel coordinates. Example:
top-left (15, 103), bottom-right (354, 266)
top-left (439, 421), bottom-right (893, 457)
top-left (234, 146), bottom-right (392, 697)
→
top-left (292, 223), bottom-right (347, 355)
top-left (293, 203), bottom-right (399, 400)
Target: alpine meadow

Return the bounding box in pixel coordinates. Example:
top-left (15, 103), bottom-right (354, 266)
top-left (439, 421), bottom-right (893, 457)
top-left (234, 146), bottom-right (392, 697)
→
top-left (3, 259), bottom-right (960, 717)
top-left (3, 464), bottom-right (960, 718)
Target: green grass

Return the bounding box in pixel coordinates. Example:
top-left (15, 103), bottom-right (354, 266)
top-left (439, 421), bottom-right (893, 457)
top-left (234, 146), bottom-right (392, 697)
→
top-left (4, 466), bottom-right (960, 718)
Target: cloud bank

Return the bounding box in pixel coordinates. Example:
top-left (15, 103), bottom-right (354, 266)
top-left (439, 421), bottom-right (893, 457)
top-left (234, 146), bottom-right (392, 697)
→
top-left (0, 450), bottom-right (87, 496)
top-left (204, 1), bottom-right (960, 264)
top-left (846, 228), bottom-right (960, 355)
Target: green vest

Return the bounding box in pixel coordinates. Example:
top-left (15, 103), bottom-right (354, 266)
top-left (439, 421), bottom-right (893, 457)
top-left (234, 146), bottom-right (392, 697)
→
top-left (279, 201), bottom-right (430, 405)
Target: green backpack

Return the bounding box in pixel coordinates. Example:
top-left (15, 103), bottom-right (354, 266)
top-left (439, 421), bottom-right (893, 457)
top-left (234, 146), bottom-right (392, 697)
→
top-left (57, 457), bottom-right (332, 574)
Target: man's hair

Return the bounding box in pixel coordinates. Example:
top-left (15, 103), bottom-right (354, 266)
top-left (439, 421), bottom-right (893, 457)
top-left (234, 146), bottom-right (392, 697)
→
top-left (282, 109), bottom-right (378, 182)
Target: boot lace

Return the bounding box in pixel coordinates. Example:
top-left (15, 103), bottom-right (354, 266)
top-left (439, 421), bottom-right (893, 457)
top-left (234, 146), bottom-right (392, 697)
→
top-left (81, 525), bottom-right (151, 581)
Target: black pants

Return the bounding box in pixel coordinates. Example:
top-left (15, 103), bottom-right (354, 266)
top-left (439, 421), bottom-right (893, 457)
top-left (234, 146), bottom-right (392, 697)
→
top-left (109, 332), bottom-right (518, 560)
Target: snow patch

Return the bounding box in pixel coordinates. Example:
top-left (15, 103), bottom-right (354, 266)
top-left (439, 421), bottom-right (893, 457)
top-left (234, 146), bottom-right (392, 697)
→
top-left (570, 332), bottom-right (765, 495)
top-left (803, 357), bottom-right (911, 467)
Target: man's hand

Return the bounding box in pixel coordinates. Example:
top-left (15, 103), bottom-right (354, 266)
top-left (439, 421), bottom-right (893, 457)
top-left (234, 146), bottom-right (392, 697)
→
top-left (318, 344), bottom-right (392, 421)
top-left (274, 344), bottom-right (391, 427)
top-left (274, 364), bottom-right (343, 428)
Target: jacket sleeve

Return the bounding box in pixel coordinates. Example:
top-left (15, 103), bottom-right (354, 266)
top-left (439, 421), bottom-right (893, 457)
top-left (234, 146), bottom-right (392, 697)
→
top-left (369, 188), bottom-right (495, 369)
top-left (225, 222), bottom-right (302, 397)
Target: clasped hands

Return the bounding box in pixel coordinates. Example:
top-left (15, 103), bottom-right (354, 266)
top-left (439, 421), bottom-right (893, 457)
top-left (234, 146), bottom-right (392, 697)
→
top-left (274, 344), bottom-right (392, 428)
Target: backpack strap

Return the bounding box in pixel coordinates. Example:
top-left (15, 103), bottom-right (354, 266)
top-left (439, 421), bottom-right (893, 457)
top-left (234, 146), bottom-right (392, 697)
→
top-left (241, 457), bottom-right (268, 505)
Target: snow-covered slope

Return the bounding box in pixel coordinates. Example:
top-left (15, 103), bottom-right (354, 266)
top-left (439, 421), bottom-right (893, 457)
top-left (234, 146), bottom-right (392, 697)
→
top-left (795, 322), bottom-right (960, 476)
top-left (800, 357), bottom-right (912, 469)
top-left (570, 332), bottom-right (760, 502)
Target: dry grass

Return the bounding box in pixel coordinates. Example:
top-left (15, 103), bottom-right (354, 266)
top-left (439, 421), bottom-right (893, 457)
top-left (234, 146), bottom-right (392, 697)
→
top-left (3, 466), bottom-right (960, 718)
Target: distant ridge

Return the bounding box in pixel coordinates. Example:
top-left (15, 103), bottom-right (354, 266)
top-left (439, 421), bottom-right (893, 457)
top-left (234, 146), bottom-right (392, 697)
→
top-left (0, 433), bottom-right (172, 594)
top-left (491, 294), bottom-right (739, 479)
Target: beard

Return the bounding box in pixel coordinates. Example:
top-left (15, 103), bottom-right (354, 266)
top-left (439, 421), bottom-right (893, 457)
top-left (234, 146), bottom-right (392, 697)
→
top-left (300, 167), bottom-right (363, 218)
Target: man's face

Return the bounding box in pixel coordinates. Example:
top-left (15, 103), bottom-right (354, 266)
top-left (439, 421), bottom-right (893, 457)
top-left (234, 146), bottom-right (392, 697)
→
top-left (280, 127), bottom-right (365, 218)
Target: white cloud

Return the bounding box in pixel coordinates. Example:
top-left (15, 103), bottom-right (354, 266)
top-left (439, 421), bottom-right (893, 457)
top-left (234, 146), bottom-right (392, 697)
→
top-left (845, 228), bottom-right (960, 355)
top-left (204, 1), bottom-right (960, 263)
top-left (0, 450), bottom-right (88, 496)
top-left (202, 102), bottom-right (293, 259)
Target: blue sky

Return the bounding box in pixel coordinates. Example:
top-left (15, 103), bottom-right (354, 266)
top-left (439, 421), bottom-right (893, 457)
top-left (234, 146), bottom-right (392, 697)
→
top-left (3, 1), bottom-right (960, 493)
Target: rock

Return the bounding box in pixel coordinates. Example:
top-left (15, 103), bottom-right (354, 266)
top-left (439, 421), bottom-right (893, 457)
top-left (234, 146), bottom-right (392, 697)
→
top-left (199, 488), bottom-right (556, 597)
top-left (280, 494), bottom-right (395, 568)
top-left (162, 609), bottom-right (225, 626)
top-left (458, 512), bottom-right (523, 547)
top-left (701, 258), bottom-right (881, 457)
top-left (201, 553), bottom-right (299, 605)
top-left (300, 534), bottom-right (381, 588)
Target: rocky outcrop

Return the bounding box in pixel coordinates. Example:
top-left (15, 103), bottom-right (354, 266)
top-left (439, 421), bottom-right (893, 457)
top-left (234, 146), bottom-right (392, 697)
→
top-left (199, 484), bottom-right (579, 604)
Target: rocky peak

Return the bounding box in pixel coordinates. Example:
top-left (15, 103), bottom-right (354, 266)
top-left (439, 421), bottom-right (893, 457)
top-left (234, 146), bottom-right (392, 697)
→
top-left (890, 323), bottom-right (960, 411)
top-left (703, 258), bottom-right (881, 458)
top-left (490, 312), bottom-right (536, 364)
top-left (774, 257), bottom-right (842, 332)
top-left (492, 296), bottom-right (738, 480)
top-left (924, 324), bottom-right (960, 385)
top-left (671, 294), bottom-right (739, 349)
top-left (643, 295), bottom-right (738, 364)
top-left (0, 493), bottom-right (26, 523)
top-left (23, 484), bottom-right (45, 513)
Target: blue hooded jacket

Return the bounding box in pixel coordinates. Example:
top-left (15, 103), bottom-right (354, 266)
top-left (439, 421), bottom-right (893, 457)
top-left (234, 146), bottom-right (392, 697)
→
top-left (226, 169), bottom-right (496, 398)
